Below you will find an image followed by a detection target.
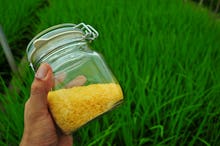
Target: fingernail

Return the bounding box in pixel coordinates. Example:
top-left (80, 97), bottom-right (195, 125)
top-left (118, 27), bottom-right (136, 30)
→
top-left (35, 64), bottom-right (48, 80)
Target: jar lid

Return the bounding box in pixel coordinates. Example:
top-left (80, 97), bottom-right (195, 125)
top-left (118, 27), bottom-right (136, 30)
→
top-left (26, 23), bottom-right (99, 71)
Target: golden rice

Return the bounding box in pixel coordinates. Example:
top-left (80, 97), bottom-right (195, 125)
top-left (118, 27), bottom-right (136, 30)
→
top-left (48, 83), bottom-right (123, 134)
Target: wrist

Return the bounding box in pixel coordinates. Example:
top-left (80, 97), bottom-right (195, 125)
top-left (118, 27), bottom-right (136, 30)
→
top-left (20, 128), bottom-right (57, 146)
top-left (20, 135), bottom-right (50, 146)
top-left (20, 132), bottom-right (38, 146)
top-left (20, 133), bottom-right (33, 146)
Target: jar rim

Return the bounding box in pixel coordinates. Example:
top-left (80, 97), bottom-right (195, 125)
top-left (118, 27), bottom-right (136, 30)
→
top-left (26, 23), bottom-right (99, 71)
top-left (27, 23), bottom-right (77, 62)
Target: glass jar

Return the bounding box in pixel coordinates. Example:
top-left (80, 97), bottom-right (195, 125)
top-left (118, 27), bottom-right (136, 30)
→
top-left (26, 23), bottom-right (123, 134)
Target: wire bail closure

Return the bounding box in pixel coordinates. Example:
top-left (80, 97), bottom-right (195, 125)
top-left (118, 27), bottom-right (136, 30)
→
top-left (27, 23), bottom-right (99, 72)
top-left (73, 23), bottom-right (99, 41)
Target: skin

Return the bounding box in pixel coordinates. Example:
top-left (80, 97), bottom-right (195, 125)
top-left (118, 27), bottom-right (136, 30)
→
top-left (20, 63), bottom-right (73, 146)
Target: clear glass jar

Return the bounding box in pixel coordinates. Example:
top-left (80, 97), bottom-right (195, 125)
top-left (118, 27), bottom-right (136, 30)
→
top-left (26, 23), bottom-right (123, 134)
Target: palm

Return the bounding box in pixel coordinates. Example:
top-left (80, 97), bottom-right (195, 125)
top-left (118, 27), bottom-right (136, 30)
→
top-left (21, 64), bottom-right (73, 146)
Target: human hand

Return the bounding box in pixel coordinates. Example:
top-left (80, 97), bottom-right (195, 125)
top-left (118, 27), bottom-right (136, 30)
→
top-left (20, 63), bottom-right (73, 146)
top-left (55, 72), bottom-right (87, 89)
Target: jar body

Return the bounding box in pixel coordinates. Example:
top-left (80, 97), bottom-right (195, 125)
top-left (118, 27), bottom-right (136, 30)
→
top-left (26, 23), bottom-right (123, 134)
top-left (51, 44), bottom-right (117, 90)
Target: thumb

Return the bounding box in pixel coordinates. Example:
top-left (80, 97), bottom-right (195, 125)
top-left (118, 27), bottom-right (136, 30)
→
top-left (29, 63), bottom-right (53, 111)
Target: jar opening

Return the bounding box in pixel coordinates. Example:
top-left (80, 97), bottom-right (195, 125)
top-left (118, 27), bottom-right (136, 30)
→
top-left (26, 23), bottom-right (99, 71)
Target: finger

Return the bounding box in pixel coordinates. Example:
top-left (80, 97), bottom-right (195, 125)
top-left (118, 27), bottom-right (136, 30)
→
top-left (66, 75), bottom-right (87, 88)
top-left (58, 135), bottom-right (73, 146)
top-left (54, 72), bottom-right (66, 86)
top-left (29, 63), bottom-right (53, 111)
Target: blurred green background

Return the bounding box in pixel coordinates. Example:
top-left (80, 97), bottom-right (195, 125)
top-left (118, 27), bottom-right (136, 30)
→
top-left (0, 0), bottom-right (220, 145)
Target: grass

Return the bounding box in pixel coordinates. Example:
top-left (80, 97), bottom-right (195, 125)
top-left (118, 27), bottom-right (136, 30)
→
top-left (0, 0), bottom-right (45, 80)
top-left (1, 0), bottom-right (220, 145)
top-left (0, 61), bottom-right (33, 145)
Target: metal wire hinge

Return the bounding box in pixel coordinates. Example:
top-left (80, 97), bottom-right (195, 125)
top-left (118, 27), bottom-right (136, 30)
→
top-left (73, 23), bottom-right (99, 41)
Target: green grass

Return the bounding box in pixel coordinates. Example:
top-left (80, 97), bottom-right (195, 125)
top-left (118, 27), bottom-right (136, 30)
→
top-left (0, 61), bottom-right (33, 145)
top-left (0, 0), bottom-right (44, 78)
top-left (1, 0), bottom-right (220, 145)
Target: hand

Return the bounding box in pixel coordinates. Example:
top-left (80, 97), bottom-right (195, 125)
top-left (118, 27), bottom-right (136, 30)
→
top-left (20, 63), bottom-right (73, 146)
top-left (55, 73), bottom-right (87, 88)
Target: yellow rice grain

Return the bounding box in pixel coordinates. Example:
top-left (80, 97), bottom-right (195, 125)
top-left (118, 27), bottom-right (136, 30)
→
top-left (47, 83), bottom-right (123, 134)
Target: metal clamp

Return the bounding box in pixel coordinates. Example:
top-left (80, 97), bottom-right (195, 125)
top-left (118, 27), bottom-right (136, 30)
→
top-left (73, 23), bottom-right (99, 41)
